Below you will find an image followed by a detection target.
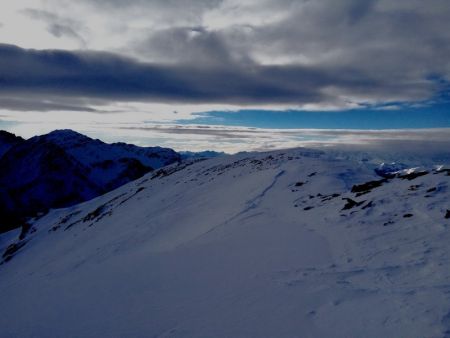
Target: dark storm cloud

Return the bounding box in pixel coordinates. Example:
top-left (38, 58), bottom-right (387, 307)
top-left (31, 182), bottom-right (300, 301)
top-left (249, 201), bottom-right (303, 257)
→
top-left (247, 0), bottom-right (450, 82)
top-left (128, 0), bottom-right (450, 104)
top-left (0, 43), bottom-right (391, 105)
top-left (3, 0), bottom-right (450, 110)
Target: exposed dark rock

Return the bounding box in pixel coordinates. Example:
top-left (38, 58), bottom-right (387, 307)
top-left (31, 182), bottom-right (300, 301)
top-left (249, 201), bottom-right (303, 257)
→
top-left (2, 240), bottom-right (27, 262)
top-left (295, 181), bottom-right (305, 187)
top-left (49, 211), bottom-right (81, 232)
top-left (151, 161), bottom-right (199, 180)
top-left (398, 171), bottom-right (429, 181)
top-left (351, 179), bottom-right (388, 196)
top-left (436, 169), bottom-right (450, 176)
top-left (250, 160), bottom-right (263, 166)
top-left (403, 214), bottom-right (413, 218)
top-left (342, 198), bottom-right (365, 210)
top-left (445, 210), bottom-right (450, 219)
top-left (83, 205), bottom-right (107, 222)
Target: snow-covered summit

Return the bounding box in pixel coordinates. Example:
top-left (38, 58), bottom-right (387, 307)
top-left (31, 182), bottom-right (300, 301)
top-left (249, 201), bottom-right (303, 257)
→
top-left (1, 147), bottom-right (449, 337)
top-left (35, 128), bottom-right (91, 142)
top-left (31, 129), bottom-right (180, 172)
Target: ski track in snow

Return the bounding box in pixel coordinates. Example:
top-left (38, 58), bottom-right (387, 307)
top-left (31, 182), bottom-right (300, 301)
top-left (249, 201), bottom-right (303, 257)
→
top-left (181, 169), bottom-right (286, 246)
top-left (228, 169), bottom-right (286, 221)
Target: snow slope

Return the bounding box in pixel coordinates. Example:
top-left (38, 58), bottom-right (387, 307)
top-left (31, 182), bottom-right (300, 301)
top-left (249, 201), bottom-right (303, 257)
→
top-left (1, 148), bottom-right (450, 337)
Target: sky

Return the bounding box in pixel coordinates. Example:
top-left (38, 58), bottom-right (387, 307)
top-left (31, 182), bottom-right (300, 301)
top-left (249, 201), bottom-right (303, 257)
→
top-left (0, 0), bottom-right (449, 152)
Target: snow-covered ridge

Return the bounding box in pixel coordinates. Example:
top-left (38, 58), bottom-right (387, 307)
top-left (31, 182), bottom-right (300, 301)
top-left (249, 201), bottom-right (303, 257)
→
top-left (1, 147), bottom-right (449, 337)
top-left (31, 129), bottom-right (180, 175)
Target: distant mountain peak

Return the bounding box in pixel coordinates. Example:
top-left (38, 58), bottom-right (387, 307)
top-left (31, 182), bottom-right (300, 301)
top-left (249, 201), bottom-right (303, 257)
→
top-left (0, 129), bottom-right (180, 233)
top-left (0, 130), bottom-right (23, 142)
top-left (34, 129), bottom-right (94, 145)
top-left (46, 129), bottom-right (87, 138)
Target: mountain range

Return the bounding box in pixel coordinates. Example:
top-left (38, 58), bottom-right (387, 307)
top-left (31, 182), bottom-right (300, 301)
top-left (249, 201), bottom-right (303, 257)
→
top-left (0, 129), bottom-right (180, 233)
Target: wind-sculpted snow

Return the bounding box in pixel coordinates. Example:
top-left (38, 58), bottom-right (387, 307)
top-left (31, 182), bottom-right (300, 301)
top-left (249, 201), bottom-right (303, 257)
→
top-left (0, 148), bottom-right (450, 337)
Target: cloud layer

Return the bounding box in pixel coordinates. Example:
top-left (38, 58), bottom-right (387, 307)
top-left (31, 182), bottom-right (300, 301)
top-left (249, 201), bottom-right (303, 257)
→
top-left (0, 41), bottom-right (445, 109)
top-left (0, 0), bottom-right (449, 154)
top-left (0, 43), bottom-right (371, 106)
top-left (0, 0), bottom-right (449, 110)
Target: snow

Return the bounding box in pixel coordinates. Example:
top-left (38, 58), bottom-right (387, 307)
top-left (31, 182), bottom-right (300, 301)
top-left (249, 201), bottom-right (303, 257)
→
top-left (0, 147), bottom-right (449, 337)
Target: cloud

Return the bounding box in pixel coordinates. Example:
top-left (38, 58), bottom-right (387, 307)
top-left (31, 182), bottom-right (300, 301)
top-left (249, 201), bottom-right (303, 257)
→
top-left (71, 0), bottom-right (223, 30)
top-left (117, 123), bottom-right (450, 144)
top-left (21, 9), bottom-right (86, 47)
top-left (0, 43), bottom-right (440, 108)
top-left (113, 123), bottom-right (450, 156)
top-left (246, 0), bottom-right (450, 81)
top-left (0, 0), bottom-right (448, 112)
top-left (120, 125), bottom-right (267, 139)
top-left (37, 1), bottom-right (450, 85)
top-left (134, 26), bottom-right (250, 67)
top-left (0, 96), bottom-right (98, 112)
top-left (78, 0), bottom-right (222, 12)
top-left (0, 43), bottom-right (319, 105)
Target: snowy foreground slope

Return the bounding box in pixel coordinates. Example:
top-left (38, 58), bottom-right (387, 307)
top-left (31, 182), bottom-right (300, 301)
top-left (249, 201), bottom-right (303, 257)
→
top-left (1, 148), bottom-right (450, 338)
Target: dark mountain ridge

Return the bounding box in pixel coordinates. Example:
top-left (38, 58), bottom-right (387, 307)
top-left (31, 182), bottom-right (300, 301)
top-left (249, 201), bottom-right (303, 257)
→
top-left (0, 129), bottom-right (180, 232)
top-left (0, 130), bottom-right (24, 158)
